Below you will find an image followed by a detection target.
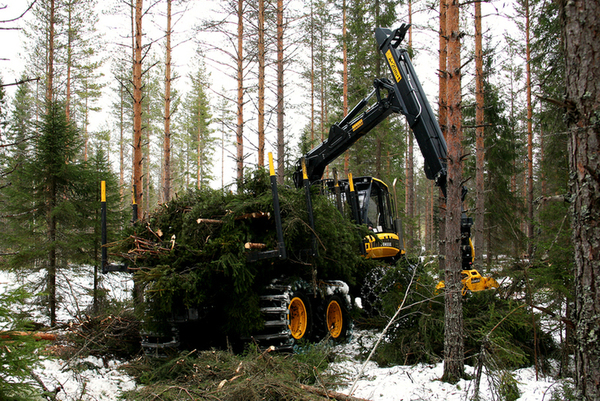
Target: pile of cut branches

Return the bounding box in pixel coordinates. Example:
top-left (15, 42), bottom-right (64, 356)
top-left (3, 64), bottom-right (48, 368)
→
top-left (121, 345), bottom-right (367, 401)
top-left (65, 308), bottom-right (141, 359)
top-left (112, 169), bottom-right (367, 339)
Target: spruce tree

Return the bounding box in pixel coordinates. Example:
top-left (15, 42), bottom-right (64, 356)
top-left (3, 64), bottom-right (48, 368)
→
top-left (0, 288), bottom-right (47, 400)
top-left (3, 100), bottom-right (90, 326)
top-left (180, 55), bottom-right (215, 191)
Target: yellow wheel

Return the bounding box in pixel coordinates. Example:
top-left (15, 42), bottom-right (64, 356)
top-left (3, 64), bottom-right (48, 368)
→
top-left (326, 299), bottom-right (344, 339)
top-left (288, 296), bottom-right (308, 340)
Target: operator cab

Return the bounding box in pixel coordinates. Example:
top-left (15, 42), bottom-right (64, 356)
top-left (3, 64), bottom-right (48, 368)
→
top-left (321, 176), bottom-right (404, 262)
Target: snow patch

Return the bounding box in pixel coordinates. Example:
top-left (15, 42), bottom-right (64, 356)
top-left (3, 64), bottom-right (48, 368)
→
top-left (34, 356), bottom-right (137, 400)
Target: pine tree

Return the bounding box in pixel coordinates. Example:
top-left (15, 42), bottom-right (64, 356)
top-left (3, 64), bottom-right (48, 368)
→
top-left (275, 0), bottom-right (286, 183)
top-left (473, 0), bottom-right (485, 263)
top-left (110, 51), bottom-right (134, 200)
top-left (443, 0), bottom-right (466, 382)
top-left (163, 0), bottom-right (173, 202)
top-left (132, 0), bottom-right (144, 219)
top-left (236, 0), bottom-right (245, 183)
top-left (558, 0), bottom-right (600, 397)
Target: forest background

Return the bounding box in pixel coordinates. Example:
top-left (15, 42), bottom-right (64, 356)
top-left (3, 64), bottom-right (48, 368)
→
top-left (0, 0), bottom-right (598, 399)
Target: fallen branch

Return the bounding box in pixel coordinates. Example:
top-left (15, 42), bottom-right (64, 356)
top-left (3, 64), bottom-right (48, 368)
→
top-left (299, 384), bottom-right (370, 401)
top-left (245, 242), bottom-right (267, 250)
top-left (197, 218), bottom-right (224, 224)
top-left (528, 303), bottom-right (575, 330)
top-left (0, 331), bottom-right (57, 341)
top-left (30, 369), bottom-right (60, 401)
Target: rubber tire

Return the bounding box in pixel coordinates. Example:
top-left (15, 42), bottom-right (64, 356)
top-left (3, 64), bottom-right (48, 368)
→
top-left (325, 295), bottom-right (350, 342)
top-left (288, 292), bottom-right (313, 341)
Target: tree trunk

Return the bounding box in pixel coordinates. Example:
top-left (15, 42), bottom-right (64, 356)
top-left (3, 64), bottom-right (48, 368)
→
top-left (119, 83), bottom-right (125, 198)
top-left (47, 174), bottom-right (57, 327)
top-left (443, 0), bottom-right (465, 382)
top-left (197, 100), bottom-right (203, 189)
top-left (474, 0), bottom-right (484, 264)
top-left (66, 6), bottom-right (72, 121)
top-left (257, 0), bottom-right (265, 168)
top-left (46, 0), bottom-right (55, 103)
top-left (319, 25), bottom-right (327, 176)
top-left (438, 0), bottom-right (448, 278)
top-left (84, 89), bottom-right (89, 161)
top-left (236, 0), bottom-right (244, 183)
top-left (406, 12), bottom-right (414, 252)
top-left (525, 0), bottom-right (534, 256)
top-left (46, 0), bottom-right (56, 326)
top-left (144, 94), bottom-right (150, 215)
top-left (310, 2), bottom-right (315, 148)
top-left (163, 0), bottom-right (172, 202)
top-left (559, 0), bottom-right (600, 398)
top-left (132, 0), bottom-right (144, 219)
top-left (342, 0), bottom-right (349, 176)
top-left (276, 0), bottom-right (284, 184)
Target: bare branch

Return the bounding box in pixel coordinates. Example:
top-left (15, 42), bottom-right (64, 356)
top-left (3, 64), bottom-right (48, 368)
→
top-left (1, 77), bottom-right (41, 88)
top-left (0, 0), bottom-right (38, 24)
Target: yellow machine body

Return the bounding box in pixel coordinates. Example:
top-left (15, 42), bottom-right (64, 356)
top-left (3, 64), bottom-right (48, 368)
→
top-left (436, 269), bottom-right (500, 296)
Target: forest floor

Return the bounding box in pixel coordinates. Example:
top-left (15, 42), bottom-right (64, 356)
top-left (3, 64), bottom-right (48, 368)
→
top-left (1, 269), bottom-right (569, 400)
top-left (30, 330), bottom-right (564, 401)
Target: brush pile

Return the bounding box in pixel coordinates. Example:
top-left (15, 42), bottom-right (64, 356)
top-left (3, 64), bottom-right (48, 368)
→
top-left (112, 170), bottom-right (369, 340)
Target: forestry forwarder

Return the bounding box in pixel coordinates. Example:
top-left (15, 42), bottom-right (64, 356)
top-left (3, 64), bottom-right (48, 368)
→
top-left (245, 24), bottom-right (480, 350)
top-left (101, 24), bottom-right (484, 354)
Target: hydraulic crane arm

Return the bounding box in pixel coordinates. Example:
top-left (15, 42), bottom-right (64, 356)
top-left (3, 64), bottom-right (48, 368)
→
top-left (293, 78), bottom-right (400, 186)
top-left (375, 25), bottom-right (448, 196)
top-left (294, 24), bottom-right (449, 199)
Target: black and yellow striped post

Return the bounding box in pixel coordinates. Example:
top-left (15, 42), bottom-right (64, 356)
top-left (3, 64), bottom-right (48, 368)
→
top-left (132, 184), bottom-right (138, 223)
top-left (301, 157), bottom-right (317, 257)
top-left (101, 181), bottom-right (108, 273)
top-left (268, 153), bottom-right (286, 260)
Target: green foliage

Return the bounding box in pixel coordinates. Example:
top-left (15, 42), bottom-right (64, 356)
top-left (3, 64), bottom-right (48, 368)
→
top-left (115, 168), bottom-right (364, 340)
top-left (1, 100), bottom-right (121, 325)
top-left (549, 380), bottom-right (577, 401)
top-left (122, 345), bottom-right (339, 401)
top-left (0, 288), bottom-right (47, 400)
top-left (370, 261), bottom-right (556, 369)
top-left (368, 257), bottom-right (445, 366)
top-left (497, 371), bottom-right (521, 401)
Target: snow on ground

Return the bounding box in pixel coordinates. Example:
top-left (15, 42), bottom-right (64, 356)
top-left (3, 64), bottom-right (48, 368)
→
top-left (28, 330), bottom-right (560, 401)
top-left (33, 357), bottom-right (136, 401)
top-left (331, 359), bottom-right (558, 401)
top-left (328, 330), bottom-right (560, 401)
top-left (2, 270), bottom-right (563, 400)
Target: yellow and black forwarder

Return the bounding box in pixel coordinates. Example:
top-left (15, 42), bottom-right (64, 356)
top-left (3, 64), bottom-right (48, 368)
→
top-left (102, 24), bottom-right (479, 354)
